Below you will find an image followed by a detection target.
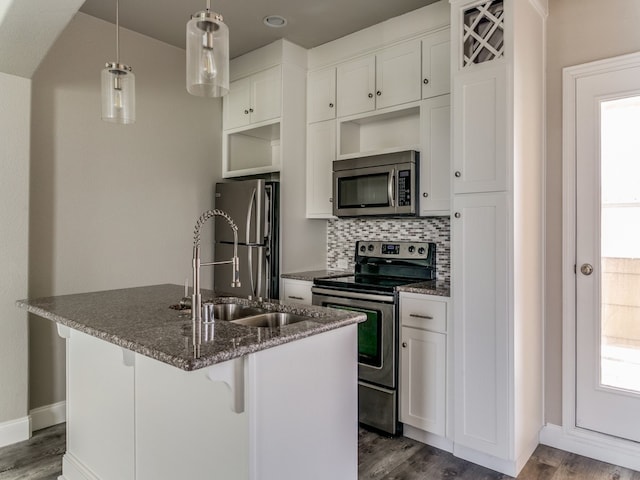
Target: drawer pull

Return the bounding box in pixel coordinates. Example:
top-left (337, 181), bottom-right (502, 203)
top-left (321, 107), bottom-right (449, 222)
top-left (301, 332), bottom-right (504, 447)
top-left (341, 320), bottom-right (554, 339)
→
top-left (409, 313), bottom-right (434, 320)
top-left (288, 295), bottom-right (304, 300)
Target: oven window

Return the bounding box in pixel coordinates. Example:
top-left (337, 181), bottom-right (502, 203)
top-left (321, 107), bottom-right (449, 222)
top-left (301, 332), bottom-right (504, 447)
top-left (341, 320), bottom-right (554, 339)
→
top-left (326, 304), bottom-right (382, 368)
top-left (337, 173), bottom-right (390, 209)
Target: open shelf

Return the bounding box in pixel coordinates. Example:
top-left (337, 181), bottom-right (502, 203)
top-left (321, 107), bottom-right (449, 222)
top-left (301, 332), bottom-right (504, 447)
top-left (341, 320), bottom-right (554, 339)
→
top-left (224, 122), bottom-right (281, 177)
top-left (338, 106), bottom-right (420, 158)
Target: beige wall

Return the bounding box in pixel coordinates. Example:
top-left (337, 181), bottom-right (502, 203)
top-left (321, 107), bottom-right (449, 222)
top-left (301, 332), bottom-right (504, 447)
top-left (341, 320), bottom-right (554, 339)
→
top-left (29, 13), bottom-right (222, 410)
top-left (545, 0), bottom-right (640, 425)
top-left (0, 72), bottom-right (30, 427)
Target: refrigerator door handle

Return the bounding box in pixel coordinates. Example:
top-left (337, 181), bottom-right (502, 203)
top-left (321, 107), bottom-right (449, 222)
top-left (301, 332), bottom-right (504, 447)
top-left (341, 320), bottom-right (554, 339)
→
top-left (245, 188), bottom-right (256, 245)
top-left (265, 249), bottom-right (270, 299)
top-left (247, 245), bottom-right (256, 298)
top-left (256, 250), bottom-right (264, 298)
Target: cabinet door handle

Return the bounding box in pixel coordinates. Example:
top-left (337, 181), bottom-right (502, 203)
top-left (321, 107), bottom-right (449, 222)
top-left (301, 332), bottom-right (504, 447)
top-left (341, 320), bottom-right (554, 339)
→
top-left (249, 108), bottom-right (254, 113)
top-left (422, 192), bottom-right (428, 198)
top-left (376, 91), bottom-right (381, 96)
top-left (329, 103), bottom-right (334, 108)
top-left (329, 197), bottom-right (333, 203)
top-left (368, 93), bottom-right (373, 98)
top-left (454, 212), bottom-right (461, 218)
top-left (409, 313), bottom-right (434, 320)
top-left (454, 171), bottom-right (461, 178)
top-left (423, 78), bottom-right (429, 85)
top-left (402, 342), bottom-right (408, 348)
top-left (288, 295), bottom-right (304, 301)
top-left (244, 109), bottom-right (249, 114)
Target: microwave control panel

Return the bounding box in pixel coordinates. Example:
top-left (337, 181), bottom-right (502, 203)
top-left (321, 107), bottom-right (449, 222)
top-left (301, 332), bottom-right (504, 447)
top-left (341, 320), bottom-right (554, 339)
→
top-left (397, 169), bottom-right (412, 207)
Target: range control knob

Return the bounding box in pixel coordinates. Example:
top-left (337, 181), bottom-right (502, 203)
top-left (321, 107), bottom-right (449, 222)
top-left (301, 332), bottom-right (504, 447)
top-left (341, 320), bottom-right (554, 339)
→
top-left (418, 247), bottom-right (426, 255)
top-left (359, 244), bottom-right (366, 252)
top-left (408, 245), bottom-right (416, 253)
top-left (368, 244), bottom-right (375, 252)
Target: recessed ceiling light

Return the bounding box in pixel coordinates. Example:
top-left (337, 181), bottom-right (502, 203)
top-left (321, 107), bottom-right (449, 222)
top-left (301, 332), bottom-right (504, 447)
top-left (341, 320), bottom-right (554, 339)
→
top-left (263, 15), bottom-right (287, 28)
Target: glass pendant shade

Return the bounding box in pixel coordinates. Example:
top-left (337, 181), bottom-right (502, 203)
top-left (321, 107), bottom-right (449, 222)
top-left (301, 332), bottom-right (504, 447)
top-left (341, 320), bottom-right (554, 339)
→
top-left (186, 11), bottom-right (229, 97)
top-left (101, 63), bottom-right (135, 124)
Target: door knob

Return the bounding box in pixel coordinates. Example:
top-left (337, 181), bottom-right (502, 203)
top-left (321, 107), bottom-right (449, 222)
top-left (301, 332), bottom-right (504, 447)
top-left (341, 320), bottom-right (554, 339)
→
top-left (580, 264), bottom-right (594, 276)
top-left (402, 342), bottom-right (407, 348)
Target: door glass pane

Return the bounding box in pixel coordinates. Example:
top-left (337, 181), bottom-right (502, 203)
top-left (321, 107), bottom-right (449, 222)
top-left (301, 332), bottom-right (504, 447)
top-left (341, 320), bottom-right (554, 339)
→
top-left (600, 95), bottom-right (640, 393)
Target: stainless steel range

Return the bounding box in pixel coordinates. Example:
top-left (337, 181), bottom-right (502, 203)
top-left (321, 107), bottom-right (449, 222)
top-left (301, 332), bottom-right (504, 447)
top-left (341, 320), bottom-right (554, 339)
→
top-left (312, 240), bottom-right (436, 435)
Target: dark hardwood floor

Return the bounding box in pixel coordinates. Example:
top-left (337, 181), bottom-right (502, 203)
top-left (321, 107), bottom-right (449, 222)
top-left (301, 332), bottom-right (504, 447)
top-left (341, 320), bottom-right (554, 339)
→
top-left (358, 428), bottom-right (640, 479)
top-left (1, 423), bottom-right (639, 479)
top-left (0, 424), bottom-right (65, 480)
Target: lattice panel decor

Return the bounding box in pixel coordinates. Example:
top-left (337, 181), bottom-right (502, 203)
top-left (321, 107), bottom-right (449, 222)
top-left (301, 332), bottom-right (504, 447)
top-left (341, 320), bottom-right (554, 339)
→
top-left (462, 0), bottom-right (505, 66)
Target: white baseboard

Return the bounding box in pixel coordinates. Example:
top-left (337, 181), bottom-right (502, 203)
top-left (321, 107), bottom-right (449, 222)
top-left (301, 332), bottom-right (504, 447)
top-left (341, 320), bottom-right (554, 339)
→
top-left (453, 443), bottom-right (517, 477)
top-left (0, 415), bottom-right (30, 448)
top-left (30, 401), bottom-right (66, 432)
top-left (402, 424), bottom-right (454, 452)
top-left (540, 423), bottom-right (640, 472)
top-left (61, 452), bottom-right (100, 480)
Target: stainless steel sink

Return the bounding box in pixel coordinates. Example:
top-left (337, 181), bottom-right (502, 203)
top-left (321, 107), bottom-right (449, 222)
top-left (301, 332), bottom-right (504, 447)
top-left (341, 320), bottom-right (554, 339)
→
top-left (230, 312), bottom-right (309, 328)
top-left (209, 303), bottom-right (267, 321)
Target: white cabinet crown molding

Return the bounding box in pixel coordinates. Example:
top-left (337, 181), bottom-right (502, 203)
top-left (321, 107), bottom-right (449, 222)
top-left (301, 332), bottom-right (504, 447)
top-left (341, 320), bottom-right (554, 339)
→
top-left (308, 1), bottom-right (449, 71)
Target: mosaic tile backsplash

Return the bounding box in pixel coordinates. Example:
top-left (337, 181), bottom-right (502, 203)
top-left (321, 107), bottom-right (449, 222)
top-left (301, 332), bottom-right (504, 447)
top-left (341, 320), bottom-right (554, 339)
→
top-left (327, 217), bottom-right (451, 282)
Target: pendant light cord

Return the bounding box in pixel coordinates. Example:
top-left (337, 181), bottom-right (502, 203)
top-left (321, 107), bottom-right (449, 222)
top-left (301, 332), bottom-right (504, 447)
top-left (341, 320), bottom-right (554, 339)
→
top-left (116, 0), bottom-right (120, 64)
top-left (206, 0), bottom-right (211, 12)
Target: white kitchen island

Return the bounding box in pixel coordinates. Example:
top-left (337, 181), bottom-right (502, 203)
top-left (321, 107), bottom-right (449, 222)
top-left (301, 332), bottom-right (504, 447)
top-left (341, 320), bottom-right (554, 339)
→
top-left (18, 284), bottom-right (361, 480)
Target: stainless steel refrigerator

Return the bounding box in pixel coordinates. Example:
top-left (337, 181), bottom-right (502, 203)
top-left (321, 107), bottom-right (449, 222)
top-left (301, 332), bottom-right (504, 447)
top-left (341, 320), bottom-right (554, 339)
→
top-left (213, 179), bottom-right (279, 299)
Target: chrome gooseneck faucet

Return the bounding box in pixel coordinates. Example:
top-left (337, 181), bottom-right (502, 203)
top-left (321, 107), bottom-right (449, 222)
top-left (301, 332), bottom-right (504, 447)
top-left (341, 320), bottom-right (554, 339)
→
top-left (191, 210), bottom-right (240, 329)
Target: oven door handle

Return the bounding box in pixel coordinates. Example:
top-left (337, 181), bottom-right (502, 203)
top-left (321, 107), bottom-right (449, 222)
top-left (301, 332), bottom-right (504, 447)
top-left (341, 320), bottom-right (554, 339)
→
top-left (311, 287), bottom-right (395, 303)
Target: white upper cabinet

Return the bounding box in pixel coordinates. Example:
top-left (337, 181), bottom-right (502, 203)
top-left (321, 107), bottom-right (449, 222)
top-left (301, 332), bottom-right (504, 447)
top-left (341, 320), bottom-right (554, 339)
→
top-left (422, 29), bottom-right (451, 99)
top-left (452, 64), bottom-right (507, 194)
top-left (306, 120), bottom-right (336, 218)
top-left (336, 56), bottom-right (376, 117)
top-left (224, 76), bottom-right (252, 131)
top-left (307, 67), bottom-right (336, 123)
top-left (336, 40), bottom-right (421, 118)
top-left (375, 41), bottom-right (422, 110)
top-left (223, 65), bottom-right (281, 131)
top-left (420, 95), bottom-right (451, 215)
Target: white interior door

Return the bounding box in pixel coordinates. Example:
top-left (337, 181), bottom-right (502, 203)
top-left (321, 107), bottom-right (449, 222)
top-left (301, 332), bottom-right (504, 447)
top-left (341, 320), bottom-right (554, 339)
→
top-left (575, 58), bottom-right (640, 442)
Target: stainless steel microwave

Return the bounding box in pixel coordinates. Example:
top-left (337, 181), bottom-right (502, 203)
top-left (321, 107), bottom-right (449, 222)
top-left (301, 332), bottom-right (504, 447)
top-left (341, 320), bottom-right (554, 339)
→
top-left (333, 151), bottom-right (418, 217)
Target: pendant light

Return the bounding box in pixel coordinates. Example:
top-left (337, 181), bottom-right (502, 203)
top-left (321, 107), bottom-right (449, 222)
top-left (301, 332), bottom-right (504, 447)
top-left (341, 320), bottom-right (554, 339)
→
top-left (101, 0), bottom-right (135, 124)
top-left (186, 0), bottom-right (229, 97)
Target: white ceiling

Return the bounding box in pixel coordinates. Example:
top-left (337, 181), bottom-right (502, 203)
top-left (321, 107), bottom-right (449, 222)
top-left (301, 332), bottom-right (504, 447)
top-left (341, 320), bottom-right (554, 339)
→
top-left (79, 0), bottom-right (441, 59)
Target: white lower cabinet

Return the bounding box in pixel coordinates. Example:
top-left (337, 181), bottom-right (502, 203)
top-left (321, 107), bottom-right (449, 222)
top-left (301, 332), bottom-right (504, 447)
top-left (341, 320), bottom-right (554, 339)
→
top-left (400, 327), bottom-right (446, 436)
top-left (281, 278), bottom-right (313, 305)
top-left (399, 293), bottom-right (449, 438)
top-left (65, 328), bottom-right (135, 480)
top-left (58, 324), bottom-right (358, 480)
top-left (452, 192), bottom-right (509, 459)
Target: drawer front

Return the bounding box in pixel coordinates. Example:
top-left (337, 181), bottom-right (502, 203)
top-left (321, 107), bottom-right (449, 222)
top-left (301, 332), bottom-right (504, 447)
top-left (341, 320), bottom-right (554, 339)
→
top-left (282, 280), bottom-right (312, 305)
top-left (400, 294), bottom-right (447, 333)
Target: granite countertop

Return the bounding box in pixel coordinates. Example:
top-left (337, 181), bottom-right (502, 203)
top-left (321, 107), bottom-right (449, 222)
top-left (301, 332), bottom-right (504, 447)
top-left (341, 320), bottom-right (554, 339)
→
top-left (396, 280), bottom-right (450, 297)
top-left (17, 284), bottom-right (364, 372)
top-left (281, 270), bottom-right (352, 282)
